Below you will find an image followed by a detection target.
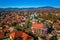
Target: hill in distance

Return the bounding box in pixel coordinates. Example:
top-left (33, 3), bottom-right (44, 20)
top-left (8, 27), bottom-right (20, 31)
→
top-left (0, 6), bottom-right (60, 12)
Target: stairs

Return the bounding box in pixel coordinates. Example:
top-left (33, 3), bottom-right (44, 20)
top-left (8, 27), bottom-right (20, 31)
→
top-left (56, 30), bottom-right (60, 40)
top-left (56, 30), bottom-right (60, 36)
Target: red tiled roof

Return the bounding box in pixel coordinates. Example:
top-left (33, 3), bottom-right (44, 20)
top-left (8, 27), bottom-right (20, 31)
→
top-left (32, 23), bottom-right (43, 29)
top-left (10, 31), bottom-right (33, 40)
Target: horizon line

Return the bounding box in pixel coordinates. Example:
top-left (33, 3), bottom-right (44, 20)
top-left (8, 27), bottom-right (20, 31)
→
top-left (0, 6), bottom-right (60, 8)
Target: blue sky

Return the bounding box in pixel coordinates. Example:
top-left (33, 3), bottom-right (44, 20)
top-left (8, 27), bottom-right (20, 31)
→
top-left (0, 0), bottom-right (60, 8)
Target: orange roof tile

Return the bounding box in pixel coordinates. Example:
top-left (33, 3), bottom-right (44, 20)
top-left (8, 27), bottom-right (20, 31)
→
top-left (32, 23), bottom-right (43, 29)
top-left (10, 32), bottom-right (15, 40)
